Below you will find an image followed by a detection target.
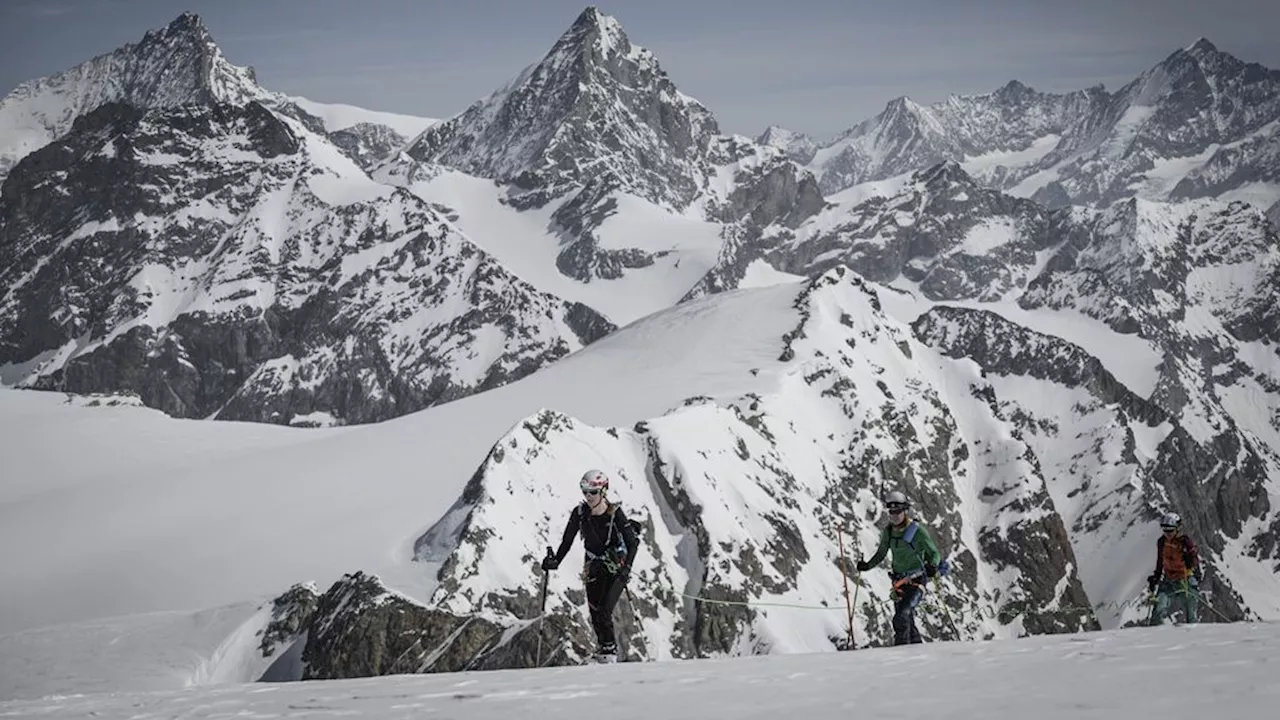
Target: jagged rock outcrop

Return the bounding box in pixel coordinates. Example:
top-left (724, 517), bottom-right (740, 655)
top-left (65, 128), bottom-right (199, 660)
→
top-left (327, 122), bottom-right (409, 170)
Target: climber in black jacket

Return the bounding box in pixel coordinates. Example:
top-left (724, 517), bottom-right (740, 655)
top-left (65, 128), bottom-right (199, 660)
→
top-left (542, 468), bottom-right (640, 663)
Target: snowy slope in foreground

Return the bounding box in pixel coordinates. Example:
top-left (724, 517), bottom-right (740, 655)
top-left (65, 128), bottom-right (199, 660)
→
top-left (2, 622), bottom-right (1275, 719)
top-left (0, 602), bottom-right (271, 702)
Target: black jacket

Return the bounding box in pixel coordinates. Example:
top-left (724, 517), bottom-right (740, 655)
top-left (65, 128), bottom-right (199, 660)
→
top-left (552, 502), bottom-right (640, 568)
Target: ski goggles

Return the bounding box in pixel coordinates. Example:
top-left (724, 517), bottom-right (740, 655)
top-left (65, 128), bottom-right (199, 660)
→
top-left (582, 488), bottom-right (604, 496)
top-left (886, 503), bottom-right (909, 513)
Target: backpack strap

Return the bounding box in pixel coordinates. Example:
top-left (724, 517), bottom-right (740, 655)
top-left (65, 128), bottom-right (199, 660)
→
top-left (902, 521), bottom-right (919, 547)
top-left (581, 503), bottom-right (627, 562)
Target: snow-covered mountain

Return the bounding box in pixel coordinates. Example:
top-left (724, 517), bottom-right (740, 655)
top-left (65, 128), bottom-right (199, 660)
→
top-left (0, 99), bottom-right (611, 425)
top-left (0, 13), bottom-right (268, 183)
top-left (1, 3), bottom-right (1278, 701)
top-left (378, 6), bottom-right (822, 320)
top-left (0, 13), bottom-right (436, 183)
top-left (399, 6), bottom-right (719, 211)
top-left (801, 39), bottom-right (1280, 216)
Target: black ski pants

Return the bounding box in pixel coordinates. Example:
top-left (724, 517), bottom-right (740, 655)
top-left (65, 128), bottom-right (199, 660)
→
top-left (892, 582), bottom-right (924, 645)
top-left (584, 560), bottom-right (627, 648)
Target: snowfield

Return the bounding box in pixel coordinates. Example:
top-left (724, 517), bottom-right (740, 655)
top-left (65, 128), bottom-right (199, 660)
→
top-left (0, 622), bottom-right (1274, 718)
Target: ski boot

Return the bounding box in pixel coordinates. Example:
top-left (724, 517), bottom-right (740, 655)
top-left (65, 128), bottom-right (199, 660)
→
top-left (593, 643), bottom-right (618, 664)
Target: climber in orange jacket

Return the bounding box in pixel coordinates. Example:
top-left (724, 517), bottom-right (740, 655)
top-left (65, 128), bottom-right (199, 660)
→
top-left (1147, 512), bottom-right (1202, 625)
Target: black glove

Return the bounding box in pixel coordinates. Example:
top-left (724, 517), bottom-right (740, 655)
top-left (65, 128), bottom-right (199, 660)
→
top-left (617, 565), bottom-right (631, 584)
top-left (925, 563), bottom-right (937, 579)
top-left (1147, 573), bottom-right (1158, 592)
top-left (541, 554), bottom-right (559, 571)
top-left (855, 560), bottom-right (871, 573)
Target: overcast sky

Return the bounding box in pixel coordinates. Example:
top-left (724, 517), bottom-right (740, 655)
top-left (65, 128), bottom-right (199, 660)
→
top-left (2, 0), bottom-right (1278, 140)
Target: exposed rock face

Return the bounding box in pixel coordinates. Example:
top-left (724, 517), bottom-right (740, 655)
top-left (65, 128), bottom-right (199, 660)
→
top-left (687, 162), bottom-right (1076, 302)
top-left (912, 302), bottom-right (1266, 626)
top-left (327, 122), bottom-right (409, 170)
top-left (403, 7), bottom-right (720, 212)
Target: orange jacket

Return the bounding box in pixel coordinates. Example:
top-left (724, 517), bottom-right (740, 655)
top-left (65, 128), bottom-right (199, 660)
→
top-left (1155, 532), bottom-right (1200, 581)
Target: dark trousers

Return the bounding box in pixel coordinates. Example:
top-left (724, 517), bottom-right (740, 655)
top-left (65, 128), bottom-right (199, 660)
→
top-left (585, 561), bottom-right (627, 649)
top-left (892, 583), bottom-right (924, 645)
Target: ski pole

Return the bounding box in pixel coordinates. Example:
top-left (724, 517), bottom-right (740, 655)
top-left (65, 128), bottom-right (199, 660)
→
top-left (836, 524), bottom-right (855, 649)
top-left (932, 575), bottom-right (960, 640)
top-left (535, 545), bottom-right (552, 668)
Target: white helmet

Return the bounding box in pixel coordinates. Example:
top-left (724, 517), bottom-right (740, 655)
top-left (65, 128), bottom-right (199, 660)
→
top-left (1160, 512), bottom-right (1180, 528)
top-left (885, 491), bottom-right (910, 510)
top-left (580, 469), bottom-right (609, 494)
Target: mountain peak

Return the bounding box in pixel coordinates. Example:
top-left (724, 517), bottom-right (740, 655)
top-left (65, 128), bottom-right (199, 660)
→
top-left (915, 159), bottom-right (974, 188)
top-left (885, 95), bottom-right (921, 112)
top-left (571, 6), bottom-right (612, 31)
top-left (0, 9), bottom-right (269, 182)
top-left (994, 79), bottom-right (1035, 98)
top-left (553, 6), bottom-right (637, 64)
top-left (1186, 37), bottom-right (1218, 55)
top-left (757, 125), bottom-right (817, 163)
top-left (402, 6), bottom-right (720, 209)
top-left (143, 11), bottom-right (213, 48)
top-left (167, 11), bottom-right (205, 30)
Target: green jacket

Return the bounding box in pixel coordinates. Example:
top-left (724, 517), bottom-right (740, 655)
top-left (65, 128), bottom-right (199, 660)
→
top-left (864, 520), bottom-right (941, 576)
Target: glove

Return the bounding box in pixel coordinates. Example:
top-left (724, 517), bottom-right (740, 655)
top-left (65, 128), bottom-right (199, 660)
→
top-left (541, 555), bottom-right (559, 571)
top-left (617, 565), bottom-right (631, 584)
top-left (924, 563), bottom-right (937, 579)
top-left (855, 560), bottom-right (871, 573)
top-left (1147, 573), bottom-right (1158, 592)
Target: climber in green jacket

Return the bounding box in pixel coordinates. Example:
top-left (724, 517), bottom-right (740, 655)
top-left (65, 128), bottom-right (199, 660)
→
top-left (856, 491), bottom-right (944, 645)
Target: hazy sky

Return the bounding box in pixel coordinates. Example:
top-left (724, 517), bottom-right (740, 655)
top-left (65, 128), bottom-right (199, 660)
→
top-left (2, 0), bottom-right (1278, 140)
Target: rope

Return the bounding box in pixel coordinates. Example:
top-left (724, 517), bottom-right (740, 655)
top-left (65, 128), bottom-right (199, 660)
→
top-left (652, 578), bottom-right (1229, 626)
